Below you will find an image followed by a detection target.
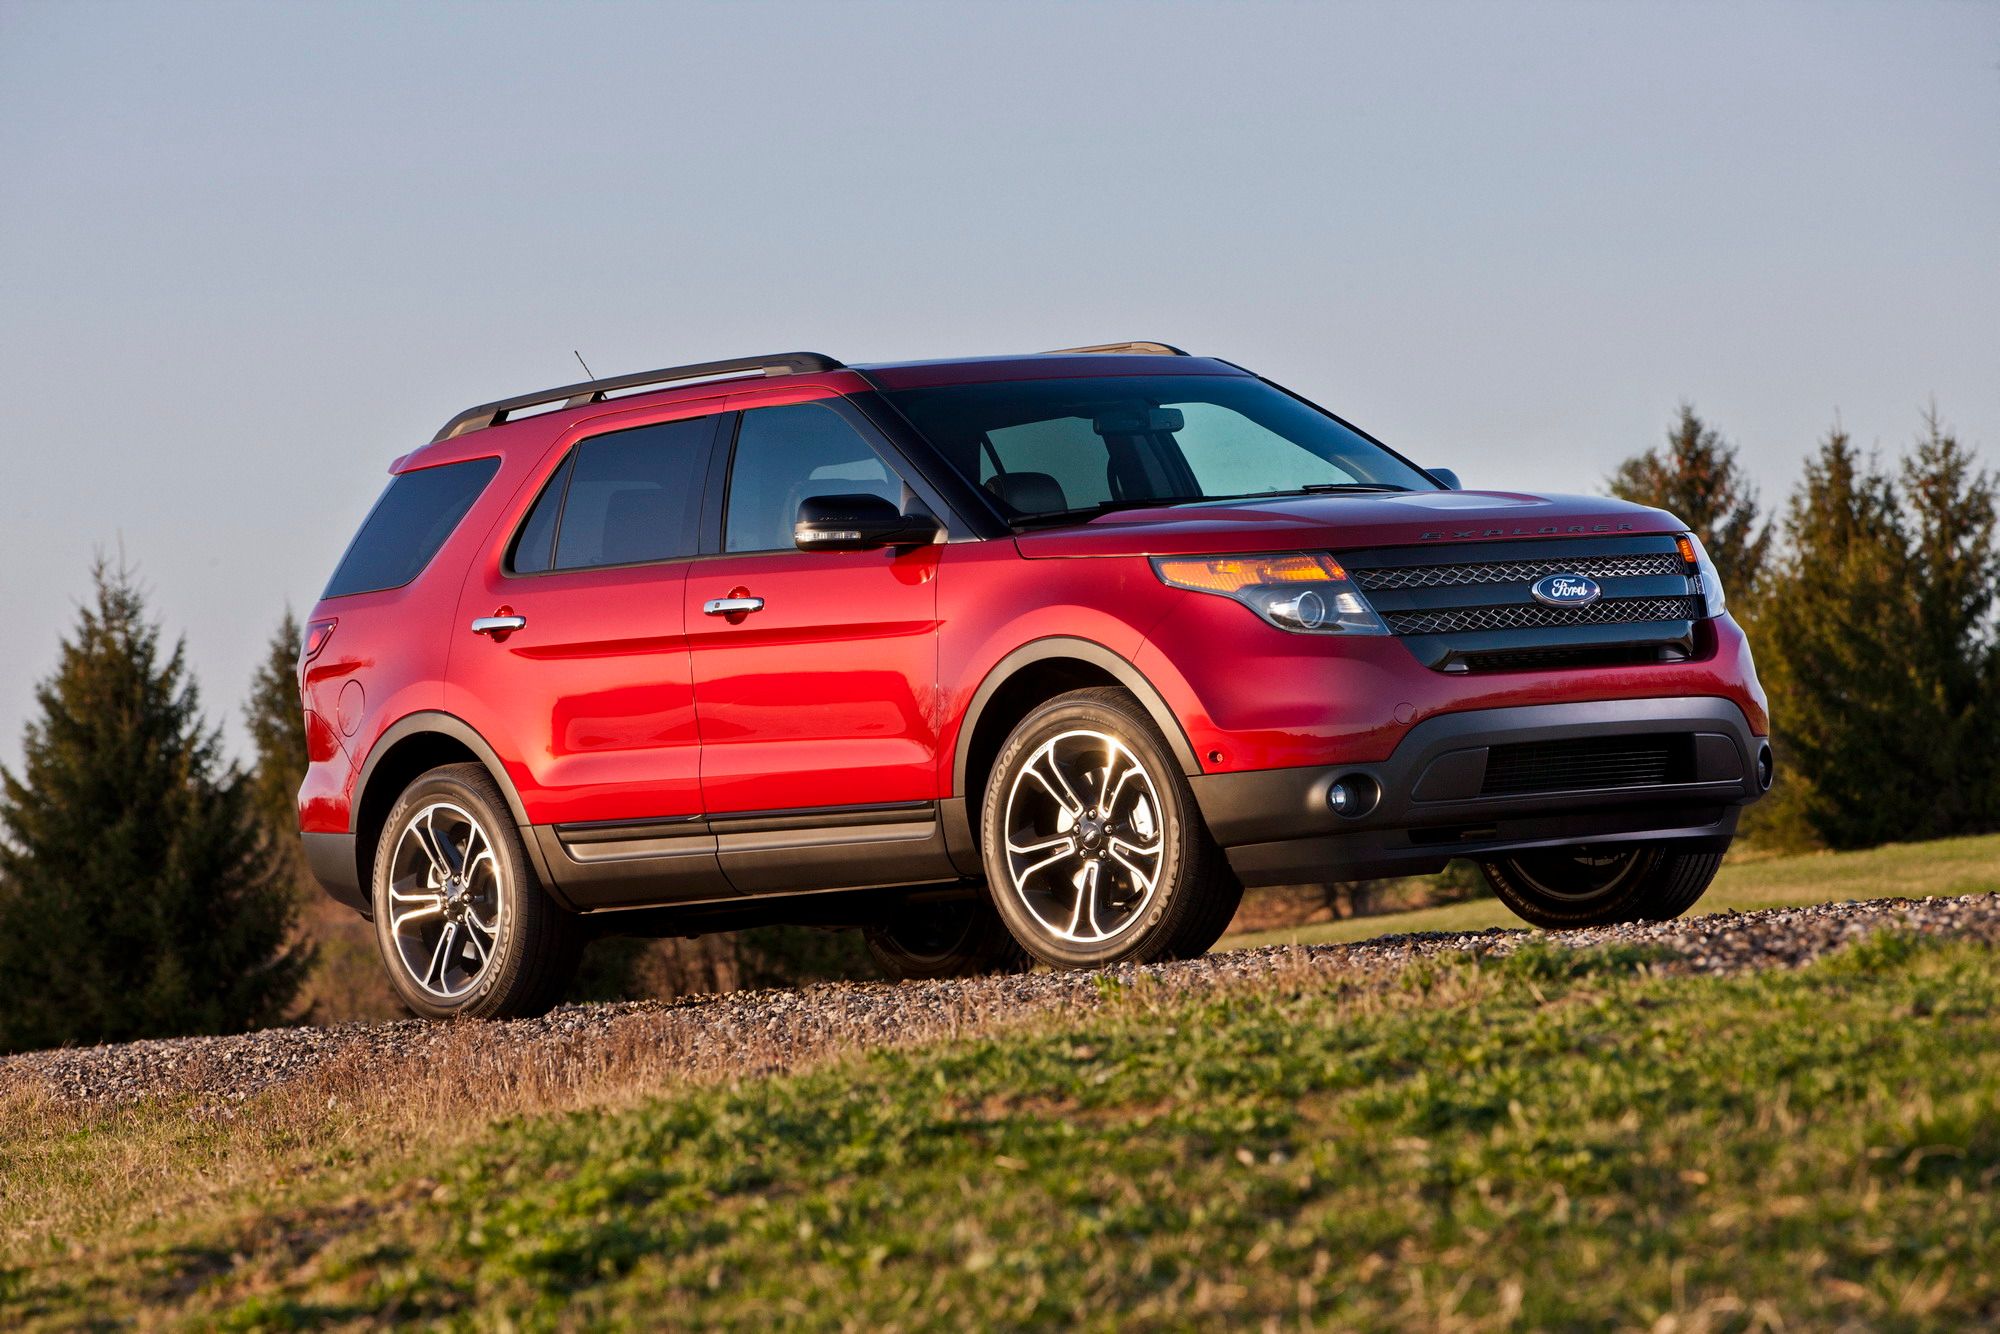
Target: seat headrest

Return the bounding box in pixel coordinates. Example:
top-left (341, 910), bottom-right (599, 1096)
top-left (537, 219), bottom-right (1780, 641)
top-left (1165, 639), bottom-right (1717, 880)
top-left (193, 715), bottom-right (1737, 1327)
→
top-left (985, 471), bottom-right (1068, 515)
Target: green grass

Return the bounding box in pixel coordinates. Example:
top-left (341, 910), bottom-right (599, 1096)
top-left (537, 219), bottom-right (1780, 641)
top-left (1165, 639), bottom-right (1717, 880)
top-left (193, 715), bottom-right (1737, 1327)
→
top-left (1222, 830), bottom-right (2000, 949)
top-left (6, 931), bottom-right (2000, 1329)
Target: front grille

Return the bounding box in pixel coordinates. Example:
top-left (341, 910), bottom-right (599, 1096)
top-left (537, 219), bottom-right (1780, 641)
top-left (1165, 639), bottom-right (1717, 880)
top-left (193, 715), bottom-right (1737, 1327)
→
top-left (1338, 535), bottom-right (1703, 670)
top-left (1352, 552), bottom-right (1683, 591)
top-left (1482, 736), bottom-right (1691, 796)
top-left (1382, 595), bottom-right (1702, 637)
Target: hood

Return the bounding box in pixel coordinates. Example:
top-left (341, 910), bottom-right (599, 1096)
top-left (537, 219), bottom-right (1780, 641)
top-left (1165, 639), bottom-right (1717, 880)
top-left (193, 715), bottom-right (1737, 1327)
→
top-left (1012, 491), bottom-right (1684, 559)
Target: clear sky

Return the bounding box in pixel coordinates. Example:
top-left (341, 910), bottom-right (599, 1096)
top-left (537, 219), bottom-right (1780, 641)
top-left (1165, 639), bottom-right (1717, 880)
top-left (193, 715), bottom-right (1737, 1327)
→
top-left (1, 0), bottom-right (1995, 766)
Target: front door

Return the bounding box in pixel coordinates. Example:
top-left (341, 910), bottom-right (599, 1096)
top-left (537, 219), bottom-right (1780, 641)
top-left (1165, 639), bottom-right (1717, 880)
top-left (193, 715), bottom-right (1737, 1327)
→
top-left (686, 394), bottom-right (952, 893)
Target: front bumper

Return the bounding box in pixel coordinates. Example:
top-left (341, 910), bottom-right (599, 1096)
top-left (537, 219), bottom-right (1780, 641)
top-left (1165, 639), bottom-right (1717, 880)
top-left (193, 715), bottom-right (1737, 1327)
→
top-left (1189, 696), bottom-right (1770, 885)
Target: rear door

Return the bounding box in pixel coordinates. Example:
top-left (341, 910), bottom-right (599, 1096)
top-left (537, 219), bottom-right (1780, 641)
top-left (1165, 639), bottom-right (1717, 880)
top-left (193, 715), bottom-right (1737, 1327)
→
top-left (685, 391), bottom-right (953, 893)
top-left (447, 406), bottom-right (731, 908)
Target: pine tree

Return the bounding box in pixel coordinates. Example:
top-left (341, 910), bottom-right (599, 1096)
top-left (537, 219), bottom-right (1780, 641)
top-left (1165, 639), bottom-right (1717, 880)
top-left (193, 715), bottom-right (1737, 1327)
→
top-left (0, 561), bottom-right (311, 1051)
top-left (1609, 404), bottom-right (1773, 602)
top-left (1755, 428), bottom-right (1926, 848)
top-left (244, 610), bottom-right (308, 854)
top-left (1898, 408), bottom-right (1998, 834)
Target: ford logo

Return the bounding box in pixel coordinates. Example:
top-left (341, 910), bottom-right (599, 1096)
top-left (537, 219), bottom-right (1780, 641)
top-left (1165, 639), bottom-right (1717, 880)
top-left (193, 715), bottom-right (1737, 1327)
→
top-left (1530, 573), bottom-right (1602, 607)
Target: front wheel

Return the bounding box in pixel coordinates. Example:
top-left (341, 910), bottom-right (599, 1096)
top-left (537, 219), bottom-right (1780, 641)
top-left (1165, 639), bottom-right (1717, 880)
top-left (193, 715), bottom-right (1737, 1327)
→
top-left (371, 763), bottom-right (583, 1020)
top-left (1478, 841), bottom-right (1725, 929)
top-left (981, 687), bottom-right (1242, 968)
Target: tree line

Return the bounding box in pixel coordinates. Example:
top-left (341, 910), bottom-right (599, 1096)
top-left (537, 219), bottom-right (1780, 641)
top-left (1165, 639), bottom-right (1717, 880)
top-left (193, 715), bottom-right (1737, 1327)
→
top-left (0, 403), bottom-right (1992, 1050)
top-left (1611, 404), bottom-right (1998, 849)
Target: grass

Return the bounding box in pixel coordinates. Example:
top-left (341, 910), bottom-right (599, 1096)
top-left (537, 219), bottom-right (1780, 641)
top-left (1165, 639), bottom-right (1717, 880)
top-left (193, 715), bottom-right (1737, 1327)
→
top-left (4, 931), bottom-right (1999, 1329)
top-left (1221, 830), bottom-right (2000, 949)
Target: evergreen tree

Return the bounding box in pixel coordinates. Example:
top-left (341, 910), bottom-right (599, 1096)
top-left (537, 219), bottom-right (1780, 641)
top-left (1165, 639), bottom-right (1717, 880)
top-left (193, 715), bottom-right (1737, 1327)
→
top-left (244, 610), bottom-right (308, 853)
top-left (1610, 404), bottom-right (1773, 602)
top-left (1754, 423), bottom-right (1988, 849)
top-left (0, 561), bottom-right (311, 1051)
top-left (1898, 408), bottom-right (1998, 833)
top-left (1758, 429), bottom-right (1911, 847)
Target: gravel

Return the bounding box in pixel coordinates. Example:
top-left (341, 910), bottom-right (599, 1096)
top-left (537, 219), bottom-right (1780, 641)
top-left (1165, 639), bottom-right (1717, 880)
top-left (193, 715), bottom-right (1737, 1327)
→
top-left (7, 893), bottom-right (1998, 1111)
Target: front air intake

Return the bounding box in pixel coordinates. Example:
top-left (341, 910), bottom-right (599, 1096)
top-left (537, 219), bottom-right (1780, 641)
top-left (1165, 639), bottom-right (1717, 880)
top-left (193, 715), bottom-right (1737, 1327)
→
top-left (1481, 736), bottom-right (1693, 796)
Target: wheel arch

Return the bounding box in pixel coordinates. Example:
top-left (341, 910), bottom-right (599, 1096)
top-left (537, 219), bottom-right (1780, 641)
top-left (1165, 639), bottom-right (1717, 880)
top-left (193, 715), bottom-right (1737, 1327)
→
top-left (953, 638), bottom-right (1200, 812)
top-left (350, 712), bottom-right (535, 912)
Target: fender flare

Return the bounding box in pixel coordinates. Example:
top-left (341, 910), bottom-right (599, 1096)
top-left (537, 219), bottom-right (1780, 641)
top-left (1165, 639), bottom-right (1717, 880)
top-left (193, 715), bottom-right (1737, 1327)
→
top-left (951, 637), bottom-right (1202, 797)
top-left (352, 710), bottom-right (532, 833)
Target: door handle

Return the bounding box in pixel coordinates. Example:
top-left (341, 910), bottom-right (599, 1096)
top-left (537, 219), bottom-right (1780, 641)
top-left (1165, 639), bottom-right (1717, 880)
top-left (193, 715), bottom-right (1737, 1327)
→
top-left (471, 615), bottom-right (527, 636)
top-left (702, 596), bottom-right (765, 617)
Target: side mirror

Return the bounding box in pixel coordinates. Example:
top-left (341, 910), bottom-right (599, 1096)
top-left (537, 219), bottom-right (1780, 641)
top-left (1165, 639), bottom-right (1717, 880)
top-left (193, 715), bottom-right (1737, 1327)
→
top-left (1427, 467), bottom-right (1463, 490)
top-left (794, 494), bottom-right (941, 552)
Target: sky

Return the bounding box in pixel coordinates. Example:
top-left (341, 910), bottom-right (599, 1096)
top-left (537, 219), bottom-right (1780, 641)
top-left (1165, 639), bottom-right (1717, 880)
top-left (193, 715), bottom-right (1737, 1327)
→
top-left (1, 0), bottom-right (1995, 767)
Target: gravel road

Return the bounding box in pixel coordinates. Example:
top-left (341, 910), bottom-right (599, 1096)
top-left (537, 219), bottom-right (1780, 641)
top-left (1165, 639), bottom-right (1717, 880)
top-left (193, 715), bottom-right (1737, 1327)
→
top-left (7, 893), bottom-right (1997, 1110)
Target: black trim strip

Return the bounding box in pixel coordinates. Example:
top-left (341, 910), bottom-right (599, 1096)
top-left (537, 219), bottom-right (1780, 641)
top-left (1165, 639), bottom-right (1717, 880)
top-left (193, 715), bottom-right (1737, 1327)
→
top-left (707, 800), bottom-right (936, 834)
top-left (554, 815), bottom-right (705, 845)
top-left (553, 800), bottom-right (938, 845)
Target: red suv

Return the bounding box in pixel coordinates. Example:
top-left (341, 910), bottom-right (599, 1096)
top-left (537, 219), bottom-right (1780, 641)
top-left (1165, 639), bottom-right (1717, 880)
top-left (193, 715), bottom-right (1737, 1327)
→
top-left (299, 343), bottom-right (1771, 1019)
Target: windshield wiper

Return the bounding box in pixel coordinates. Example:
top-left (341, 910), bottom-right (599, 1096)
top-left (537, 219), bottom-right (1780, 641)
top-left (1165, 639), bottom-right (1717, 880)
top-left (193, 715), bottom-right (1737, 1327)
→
top-left (1288, 482), bottom-right (1412, 494)
top-left (1007, 496), bottom-right (1209, 528)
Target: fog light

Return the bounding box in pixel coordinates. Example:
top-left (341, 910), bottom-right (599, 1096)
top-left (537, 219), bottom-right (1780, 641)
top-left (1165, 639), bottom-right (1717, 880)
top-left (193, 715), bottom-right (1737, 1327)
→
top-left (1327, 774), bottom-right (1380, 818)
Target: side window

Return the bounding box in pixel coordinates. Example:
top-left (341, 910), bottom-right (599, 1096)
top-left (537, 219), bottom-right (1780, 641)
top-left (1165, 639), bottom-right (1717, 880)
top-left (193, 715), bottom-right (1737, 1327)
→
top-left (515, 416), bottom-right (712, 573)
top-left (324, 456), bottom-right (500, 598)
top-left (507, 451), bottom-right (575, 574)
top-left (724, 402), bottom-right (903, 553)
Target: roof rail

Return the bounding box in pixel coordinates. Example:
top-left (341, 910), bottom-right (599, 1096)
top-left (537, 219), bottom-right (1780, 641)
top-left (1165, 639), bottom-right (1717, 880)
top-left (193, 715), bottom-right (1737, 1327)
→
top-left (1042, 341), bottom-right (1190, 357)
top-left (431, 351), bottom-right (845, 442)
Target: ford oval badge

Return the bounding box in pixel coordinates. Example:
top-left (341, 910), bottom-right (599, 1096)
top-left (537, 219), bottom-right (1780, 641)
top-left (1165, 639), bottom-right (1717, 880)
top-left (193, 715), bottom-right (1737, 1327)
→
top-left (1530, 573), bottom-right (1602, 607)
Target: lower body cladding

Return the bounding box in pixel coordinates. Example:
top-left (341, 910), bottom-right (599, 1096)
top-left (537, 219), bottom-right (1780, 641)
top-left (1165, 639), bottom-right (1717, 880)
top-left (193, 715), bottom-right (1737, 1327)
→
top-left (531, 801), bottom-right (962, 914)
top-left (1189, 697), bottom-right (1772, 886)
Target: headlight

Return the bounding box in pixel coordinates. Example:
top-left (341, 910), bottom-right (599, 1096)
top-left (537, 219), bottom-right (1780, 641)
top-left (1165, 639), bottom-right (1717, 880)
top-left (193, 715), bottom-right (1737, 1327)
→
top-left (1676, 533), bottom-right (1726, 616)
top-left (1152, 552), bottom-right (1388, 635)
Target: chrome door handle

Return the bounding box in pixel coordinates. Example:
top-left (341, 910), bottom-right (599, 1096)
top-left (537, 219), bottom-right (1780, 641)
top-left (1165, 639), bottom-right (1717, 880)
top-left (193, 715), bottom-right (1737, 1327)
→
top-left (471, 615), bottom-right (527, 636)
top-left (702, 596), bottom-right (765, 616)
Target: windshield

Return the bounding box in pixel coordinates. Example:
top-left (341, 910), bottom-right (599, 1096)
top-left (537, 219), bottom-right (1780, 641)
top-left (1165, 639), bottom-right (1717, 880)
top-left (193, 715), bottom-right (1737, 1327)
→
top-left (880, 374), bottom-right (1438, 523)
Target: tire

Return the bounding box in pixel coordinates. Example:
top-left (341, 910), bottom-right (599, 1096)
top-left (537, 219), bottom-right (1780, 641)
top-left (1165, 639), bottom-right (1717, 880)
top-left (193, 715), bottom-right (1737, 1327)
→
top-left (980, 687), bottom-right (1242, 968)
top-left (371, 763), bottom-right (584, 1020)
top-left (1477, 841), bottom-right (1726, 929)
top-left (863, 895), bottom-right (1030, 981)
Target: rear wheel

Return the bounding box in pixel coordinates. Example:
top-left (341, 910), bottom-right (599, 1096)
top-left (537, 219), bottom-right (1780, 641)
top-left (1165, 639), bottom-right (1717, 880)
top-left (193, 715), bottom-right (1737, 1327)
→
top-left (864, 896), bottom-right (1029, 981)
top-left (371, 763), bottom-right (583, 1020)
top-left (1478, 841), bottom-right (1724, 928)
top-left (981, 687), bottom-right (1241, 968)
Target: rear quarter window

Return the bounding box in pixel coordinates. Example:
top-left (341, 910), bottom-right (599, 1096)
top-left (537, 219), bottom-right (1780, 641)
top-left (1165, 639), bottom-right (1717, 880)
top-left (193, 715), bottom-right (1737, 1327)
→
top-left (323, 456), bottom-right (500, 598)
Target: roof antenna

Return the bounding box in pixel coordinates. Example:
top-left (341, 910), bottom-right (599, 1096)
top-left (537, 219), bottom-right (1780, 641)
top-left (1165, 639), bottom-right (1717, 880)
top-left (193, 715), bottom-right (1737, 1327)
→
top-left (573, 349), bottom-right (597, 381)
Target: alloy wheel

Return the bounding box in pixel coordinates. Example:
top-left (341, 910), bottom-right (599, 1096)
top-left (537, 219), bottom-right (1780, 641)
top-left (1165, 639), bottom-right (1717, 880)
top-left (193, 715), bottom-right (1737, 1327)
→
top-left (1001, 728), bottom-right (1165, 945)
top-left (386, 801), bottom-right (504, 1000)
top-left (1503, 845), bottom-right (1650, 902)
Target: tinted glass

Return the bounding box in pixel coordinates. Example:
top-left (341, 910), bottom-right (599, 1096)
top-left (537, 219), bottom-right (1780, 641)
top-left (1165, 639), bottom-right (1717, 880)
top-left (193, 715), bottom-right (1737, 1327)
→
top-left (324, 456), bottom-right (500, 598)
top-left (552, 417), bottom-right (712, 570)
top-left (507, 451), bottom-right (574, 574)
top-left (724, 402), bottom-right (903, 553)
top-left (882, 375), bottom-right (1436, 520)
